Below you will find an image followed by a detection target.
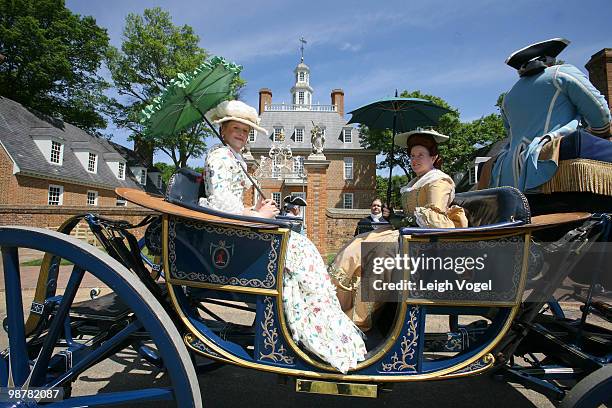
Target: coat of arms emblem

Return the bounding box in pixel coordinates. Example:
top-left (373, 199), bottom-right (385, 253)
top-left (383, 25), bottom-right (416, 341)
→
top-left (210, 240), bottom-right (234, 269)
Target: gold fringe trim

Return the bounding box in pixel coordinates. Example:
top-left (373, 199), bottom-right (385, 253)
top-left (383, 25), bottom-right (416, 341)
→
top-left (541, 159), bottom-right (612, 196)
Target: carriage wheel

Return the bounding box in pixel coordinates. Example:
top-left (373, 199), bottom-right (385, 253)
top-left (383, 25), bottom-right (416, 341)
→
top-left (0, 226), bottom-right (202, 407)
top-left (559, 365), bottom-right (612, 408)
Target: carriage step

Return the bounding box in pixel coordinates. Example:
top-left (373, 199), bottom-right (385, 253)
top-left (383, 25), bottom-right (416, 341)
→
top-left (69, 292), bottom-right (131, 321)
top-left (296, 379), bottom-right (378, 398)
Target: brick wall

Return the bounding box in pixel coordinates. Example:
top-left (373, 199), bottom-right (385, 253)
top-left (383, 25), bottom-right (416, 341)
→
top-left (0, 206), bottom-right (156, 246)
top-left (325, 208), bottom-right (370, 255)
top-left (325, 152), bottom-right (377, 209)
top-left (0, 146), bottom-right (129, 207)
top-left (586, 48), bottom-right (612, 108)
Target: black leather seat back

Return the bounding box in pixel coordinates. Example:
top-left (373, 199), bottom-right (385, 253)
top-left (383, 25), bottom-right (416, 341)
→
top-left (452, 187), bottom-right (531, 227)
top-left (165, 167), bottom-right (292, 228)
top-left (165, 167), bottom-right (205, 206)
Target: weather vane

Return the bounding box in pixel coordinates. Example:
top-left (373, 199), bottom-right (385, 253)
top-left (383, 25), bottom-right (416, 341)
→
top-left (299, 37), bottom-right (307, 62)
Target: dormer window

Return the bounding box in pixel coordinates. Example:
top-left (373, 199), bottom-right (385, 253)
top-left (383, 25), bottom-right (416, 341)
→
top-left (118, 162), bottom-right (125, 180)
top-left (87, 152), bottom-right (97, 173)
top-left (343, 128), bottom-right (353, 143)
top-left (295, 128), bottom-right (304, 143)
top-left (248, 129), bottom-right (256, 142)
top-left (273, 127), bottom-right (283, 142)
top-left (139, 169), bottom-right (147, 186)
top-left (50, 140), bottom-right (62, 164)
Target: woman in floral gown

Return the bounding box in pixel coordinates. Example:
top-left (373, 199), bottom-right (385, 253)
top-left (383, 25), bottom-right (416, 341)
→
top-left (198, 100), bottom-right (366, 373)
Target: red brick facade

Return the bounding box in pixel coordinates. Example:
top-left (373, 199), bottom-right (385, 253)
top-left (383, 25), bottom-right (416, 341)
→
top-left (0, 141), bottom-right (154, 241)
top-left (0, 146), bottom-right (128, 208)
top-left (586, 48), bottom-right (612, 109)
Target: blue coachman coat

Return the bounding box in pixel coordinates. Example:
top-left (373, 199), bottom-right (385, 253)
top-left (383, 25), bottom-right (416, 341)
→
top-left (490, 64), bottom-right (611, 191)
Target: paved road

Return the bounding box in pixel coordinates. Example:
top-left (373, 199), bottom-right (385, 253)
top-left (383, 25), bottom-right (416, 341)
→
top-left (61, 350), bottom-right (555, 408)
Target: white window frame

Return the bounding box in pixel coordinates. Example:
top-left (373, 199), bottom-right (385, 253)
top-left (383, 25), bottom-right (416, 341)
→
top-left (248, 129), bottom-right (256, 142)
top-left (139, 169), bottom-right (147, 186)
top-left (118, 162), bottom-right (125, 180)
top-left (86, 190), bottom-right (98, 206)
top-left (116, 195), bottom-right (127, 207)
top-left (343, 128), bottom-right (353, 143)
top-left (299, 71), bottom-right (305, 82)
top-left (87, 152), bottom-right (98, 173)
top-left (343, 193), bottom-right (354, 209)
top-left (294, 127), bottom-right (304, 143)
top-left (50, 140), bottom-right (63, 165)
top-left (272, 192), bottom-right (281, 204)
top-left (273, 127), bottom-right (283, 142)
top-left (48, 184), bottom-right (63, 206)
top-left (293, 156), bottom-right (304, 175)
top-left (343, 157), bottom-right (354, 180)
top-left (298, 91), bottom-right (305, 104)
top-left (469, 165), bottom-right (478, 185)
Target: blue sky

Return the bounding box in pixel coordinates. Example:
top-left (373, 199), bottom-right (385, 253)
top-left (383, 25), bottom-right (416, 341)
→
top-left (66, 0), bottom-right (612, 165)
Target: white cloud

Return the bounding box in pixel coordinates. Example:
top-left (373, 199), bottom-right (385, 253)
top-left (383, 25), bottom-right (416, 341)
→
top-left (340, 42), bottom-right (362, 52)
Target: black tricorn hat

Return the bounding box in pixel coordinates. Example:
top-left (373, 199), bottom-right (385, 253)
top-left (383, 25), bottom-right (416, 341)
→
top-left (283, 195), bottom-right (307, 207)
top-left (506, 38), bottom-right (570, 70)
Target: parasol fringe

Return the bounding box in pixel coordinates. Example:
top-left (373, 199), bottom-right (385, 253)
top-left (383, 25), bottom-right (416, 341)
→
top-left (541, 159), bottom-right (612, 196)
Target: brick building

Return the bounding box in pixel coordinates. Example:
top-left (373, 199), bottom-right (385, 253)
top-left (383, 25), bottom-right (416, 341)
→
top-left (245, 56), bottom-right (377, 253)
top-left (0, 96), bottom-right (162, 232)
top-left (586, 48), bottom-right (612, 109)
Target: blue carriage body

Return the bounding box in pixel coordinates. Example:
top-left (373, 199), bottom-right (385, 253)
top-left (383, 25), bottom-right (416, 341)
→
top-left (163, 213), bottom-right (530, 381)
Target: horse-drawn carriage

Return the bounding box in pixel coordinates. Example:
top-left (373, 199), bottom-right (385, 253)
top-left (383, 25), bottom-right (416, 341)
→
top-left (1, 166), bottom-right (610, 407)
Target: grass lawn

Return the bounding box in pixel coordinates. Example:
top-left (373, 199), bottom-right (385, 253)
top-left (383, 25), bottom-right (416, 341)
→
top-left (20, 258), bottom-right (73, 267)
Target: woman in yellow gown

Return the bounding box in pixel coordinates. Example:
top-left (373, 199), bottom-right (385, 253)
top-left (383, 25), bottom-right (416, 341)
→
top-left (329, 129), bottom-right (468, 331)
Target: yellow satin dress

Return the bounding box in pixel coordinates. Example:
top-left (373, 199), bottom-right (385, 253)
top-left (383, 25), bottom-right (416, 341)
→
top-left (329, 172), bottom-right (468, 331)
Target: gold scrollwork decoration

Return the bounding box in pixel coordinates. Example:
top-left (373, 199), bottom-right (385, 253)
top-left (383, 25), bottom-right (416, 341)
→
top-left (259, 297), bottom-right (295, 365)
top-left (380, 307), bottom-right (419, 373)
top-left (168, 218), bottom-right (280, 288)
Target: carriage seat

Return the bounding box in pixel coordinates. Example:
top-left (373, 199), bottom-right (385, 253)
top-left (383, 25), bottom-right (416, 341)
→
top-left (399, 187), bottom-right (531, 236)
top-left (451, 187), bottom-right (531, 227)
top-left (165, 167), bottom-right (292, 228)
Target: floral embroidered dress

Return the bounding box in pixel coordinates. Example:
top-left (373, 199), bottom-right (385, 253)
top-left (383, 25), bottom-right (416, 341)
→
top-left (199, 144), bottom-right (366, 373)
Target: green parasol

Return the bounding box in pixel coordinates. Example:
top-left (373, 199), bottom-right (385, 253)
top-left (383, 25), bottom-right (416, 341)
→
top-left (141, 56), bottom-right (242, 137)
top-left (348, 95), bottom-right (451, 205)
top-left (141, 57), bottom-right (269, 200)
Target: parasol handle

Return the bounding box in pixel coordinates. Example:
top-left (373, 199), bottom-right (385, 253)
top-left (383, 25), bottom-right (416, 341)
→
top-left (186, 96), bottom-right (268, 201)
top-left (386, 111), bottom-right (397, 207)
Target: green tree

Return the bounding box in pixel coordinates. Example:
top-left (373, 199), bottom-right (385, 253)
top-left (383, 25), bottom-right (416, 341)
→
top-left (105, 7), bottom-right (245, 167)
top-left (153, 162), bottom-right (176, 184)
top-left (0, 0), bottom-right (110, 132)
top-left (375, 175), bottom-right (408, 208)
top-left (360, 90), bottom-right (506, 178)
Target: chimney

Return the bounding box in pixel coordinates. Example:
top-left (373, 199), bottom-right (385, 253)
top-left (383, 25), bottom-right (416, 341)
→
top-left (331, 89), bottom-right (344, 116)
top-left (133, 136), bottom-right (154, 167)
top-left (258, 88), bottom-right (272, 115)
top-left (585, 48), bottom-right (612, 109)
